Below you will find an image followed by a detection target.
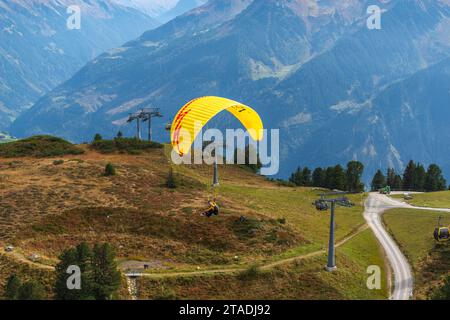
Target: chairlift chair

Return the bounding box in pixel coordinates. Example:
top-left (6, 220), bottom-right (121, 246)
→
top-left (434, 216), bottom-right (450, 242)
top-left (434, 227), bottom-right (450, 242)
top-left (314, 200), bottom-right (329, 211)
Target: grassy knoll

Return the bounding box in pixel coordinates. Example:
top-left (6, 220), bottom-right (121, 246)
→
top-left (383, 209), bottom-right (450, 299)
top-left (0, 135), bottom-right (84, 158)
top-left (391, 191), bottom-right (450, 209)
top-left (137, 229), bottom-right (388, 300)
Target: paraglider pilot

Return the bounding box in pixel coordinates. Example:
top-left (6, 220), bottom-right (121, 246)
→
top-left (202, 201), bottom-right (219, 218)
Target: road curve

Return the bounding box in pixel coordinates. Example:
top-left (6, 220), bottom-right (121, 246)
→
top-left (364, 193), bottom-right (450, 300)
top-left (364, 193), bottom-right (413, 300)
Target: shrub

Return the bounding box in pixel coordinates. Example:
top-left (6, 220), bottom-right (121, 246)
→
top-left (53, 160), bottom-right (64, 165)
top-left (153, 286), bottom-right (178, 300)
top-left (238, 265), bottom-right (261, 281)
top-left (4, 274), bottom-right (21, 300)
top-left (277, 217), bottom-right (286, 224)
top-left (104, 163), bottom-right (116, 176)
top-left (430, 275), bottom-right (450, 300)
top-left (17, 281), bottom-right (45, 300)
top-left (232, 218), bottom-right (262, 239)
top-left (90, 137), bottom-right (162, 154)
top-left (4, 275), bottom-right (47, 300)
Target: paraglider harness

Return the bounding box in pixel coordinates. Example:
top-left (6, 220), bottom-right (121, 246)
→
top-left (202, 201), bottom-right (219, 218)
top-left (434, 216), bottom-right (450, 242)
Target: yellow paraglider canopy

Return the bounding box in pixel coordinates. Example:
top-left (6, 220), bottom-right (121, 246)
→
top-left (171, 96), bottom-right (263, 156)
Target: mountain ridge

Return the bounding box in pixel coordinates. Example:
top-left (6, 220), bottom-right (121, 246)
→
top-left (0, 0), bottom-right (159, 128)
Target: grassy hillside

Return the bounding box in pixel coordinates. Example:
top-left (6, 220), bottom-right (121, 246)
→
top-left (0, 135), bottom-right (84, 158)
top-left (391, 191), bottom-right (450, 208)
top-left (0, 143), bottom-right (387, 299)
top-left (0, 254), bottom-right (54, 299)
top-left (138, 229), bottom-right (388, 300)
top-left (383, 209), bottom-right (450, 299)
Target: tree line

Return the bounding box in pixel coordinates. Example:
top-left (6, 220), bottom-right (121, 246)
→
top-left (3, 242), bottom-right (121, 300)
top-left (289, 161), bottom-right (365, 192)
top-left (371, 160), bottom-right (447, 192)
top-left (288, 159), bottom-right (448, 192)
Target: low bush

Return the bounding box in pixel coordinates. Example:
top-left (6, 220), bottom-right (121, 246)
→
top-left (238, 265), bottom-right (261, 281)
top-left (104, 163), bottom-right (116, 176)
top-left (90, 137), bottom-right (162, 154)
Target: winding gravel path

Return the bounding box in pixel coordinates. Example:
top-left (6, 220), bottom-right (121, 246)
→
top-left (364, 192), bottom-right (450, 300)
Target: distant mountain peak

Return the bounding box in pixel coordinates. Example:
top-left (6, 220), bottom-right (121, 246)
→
top-left (0, 0), bottom-right (159, 128)
top-left (113, 0), bottom-right (179, 17)
top-left (9, 0), bottom-right (450, 183)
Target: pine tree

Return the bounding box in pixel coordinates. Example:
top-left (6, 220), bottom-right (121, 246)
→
top-left (371, 170), bottom-right (386, 191)
top-left (324, 167), bottom-right (335, 189)
top-left (414, 163), bottom-right (426, 191)
top-left (54, 248), bottom-right (80, 300)
top-left (386, 168), bottom-right (396, 187)
top-left (403, 160), bottom-right (416, 190)
top-left (425, 164), bottom-right (447, 192)
top-left (92, 243), bottom-right (121, 300)
top-left (116, 131), bottom-right (123, 139)
top-left (331, 165), bottom-right (346, 190)
top-left (93, 133), bottom-right (103, 142)
top-left (244, 144), bottom-right (262, 173)
top-left (312, 167), bottom-right (325, 187)
top-left (301, 167), bottom-right (312, 186)
top-left (289, 167), bottom-right (302, 186)
top-left (18, 281), bottom-right (45, 300)
top-left (234, 145), bottom-right (262, 173)
top-left (346, 161), bottom-right (364, 192)
top-left (393, 174), bottom-right (403, 190)
top-left (76, 242), bottom-right (95, 300)
top-left (4, 274), bottom-right (21, 300)
top-left (386, 168), bottom-right (403, 190)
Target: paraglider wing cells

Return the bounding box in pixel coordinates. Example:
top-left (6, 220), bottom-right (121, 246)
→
top-left (170, 96), bottom-right (264, 156)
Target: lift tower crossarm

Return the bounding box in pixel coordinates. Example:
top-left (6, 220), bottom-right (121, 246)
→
top-left (141, 107), bottom-right (163, 141)
top-left (127, 107), bottom-right (163, 141)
